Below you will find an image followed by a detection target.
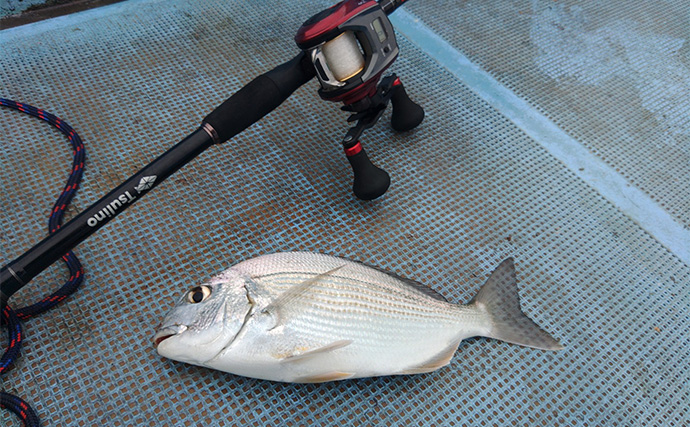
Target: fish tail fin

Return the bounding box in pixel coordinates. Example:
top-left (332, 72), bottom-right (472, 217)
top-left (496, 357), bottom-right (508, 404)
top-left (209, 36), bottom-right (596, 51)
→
top-left (471, 258), bottom-right (563, 351)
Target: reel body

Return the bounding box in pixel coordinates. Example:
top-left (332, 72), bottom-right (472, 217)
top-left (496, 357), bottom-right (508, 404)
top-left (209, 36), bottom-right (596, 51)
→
top-left (295, 0), bottom-right (424, 200)
top-left (295, 0), bottom-right (398, 105)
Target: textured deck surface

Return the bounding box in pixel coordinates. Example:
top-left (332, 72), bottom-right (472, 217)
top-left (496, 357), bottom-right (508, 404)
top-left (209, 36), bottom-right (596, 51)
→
top-left (1, 0), bottom-right (688, 426)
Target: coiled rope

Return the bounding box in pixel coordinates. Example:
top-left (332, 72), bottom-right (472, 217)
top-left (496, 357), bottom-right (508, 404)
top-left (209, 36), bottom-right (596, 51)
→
top-left (0, 98), bottom-right (86, 427)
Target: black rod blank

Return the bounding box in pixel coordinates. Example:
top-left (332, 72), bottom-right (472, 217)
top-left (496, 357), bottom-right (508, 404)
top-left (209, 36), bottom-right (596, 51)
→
top-left (1, 52), bottom-right (315, 306)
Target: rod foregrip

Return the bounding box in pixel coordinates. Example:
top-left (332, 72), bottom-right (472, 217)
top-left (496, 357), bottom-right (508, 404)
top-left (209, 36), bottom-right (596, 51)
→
top-left (379, 0), bottom-right (408, 14)
top-left (203, 51), bottom-right (315, 143)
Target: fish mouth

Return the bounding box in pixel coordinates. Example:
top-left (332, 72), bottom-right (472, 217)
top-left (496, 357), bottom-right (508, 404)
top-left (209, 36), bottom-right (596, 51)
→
top-left (153, 324), bottom-right (187, 348)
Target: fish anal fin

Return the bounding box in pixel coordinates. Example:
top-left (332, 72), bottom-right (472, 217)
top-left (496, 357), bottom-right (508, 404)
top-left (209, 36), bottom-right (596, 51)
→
top-left (400, 339), bottom-right (461, 375)
top-left (295, 371), bottom-right (355, 383)
top-left (281, 339), bottom-right (353, 363)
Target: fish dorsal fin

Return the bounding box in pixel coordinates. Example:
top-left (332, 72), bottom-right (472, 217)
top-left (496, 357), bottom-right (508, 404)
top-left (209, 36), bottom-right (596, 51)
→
top-left (263, 265), bottom-right (344, 327)
top-left (281, 340), bottom-right (353, 363)
top-left (340, 256), bottom-right (448, 303)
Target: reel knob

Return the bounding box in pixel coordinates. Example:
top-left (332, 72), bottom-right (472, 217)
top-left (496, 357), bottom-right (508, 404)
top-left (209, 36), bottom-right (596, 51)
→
top-left (390, 78), bottom-right (424, 132)
top-left (344, 141), bottom-right (390, 200)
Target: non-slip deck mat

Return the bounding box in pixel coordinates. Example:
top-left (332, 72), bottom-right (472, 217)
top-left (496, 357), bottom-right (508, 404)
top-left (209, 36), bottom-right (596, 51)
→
top-left (1, 0), bottom-right (688, 426)
top-left (403, 0), bottom-right (690, 228)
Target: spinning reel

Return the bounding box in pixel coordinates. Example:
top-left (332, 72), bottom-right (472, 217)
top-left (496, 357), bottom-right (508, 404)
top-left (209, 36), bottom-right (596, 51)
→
top-left (296, 0), bottom-right (424, 200)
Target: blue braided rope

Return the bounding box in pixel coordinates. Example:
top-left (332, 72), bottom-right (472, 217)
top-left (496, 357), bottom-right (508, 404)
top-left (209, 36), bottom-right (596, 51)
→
top-left (0, 391), bottom-right (41, 427)
top-left (0, 306), bottom-right (21, 374)
top-left (1, 97), bottom-right (87, 427)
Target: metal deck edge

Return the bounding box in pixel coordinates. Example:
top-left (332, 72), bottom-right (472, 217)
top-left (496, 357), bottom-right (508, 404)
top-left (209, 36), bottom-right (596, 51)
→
top-left (0, 0), bottom-right (160, 42)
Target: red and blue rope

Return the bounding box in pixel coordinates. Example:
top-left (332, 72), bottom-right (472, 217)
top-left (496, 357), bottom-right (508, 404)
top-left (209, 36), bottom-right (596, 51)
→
top-left (1, 98), bottom-right (86, 427)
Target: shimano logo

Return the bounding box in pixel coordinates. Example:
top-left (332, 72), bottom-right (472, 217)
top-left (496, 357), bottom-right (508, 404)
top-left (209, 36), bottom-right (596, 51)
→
top-left (87, 191), bottom-right (137, 227)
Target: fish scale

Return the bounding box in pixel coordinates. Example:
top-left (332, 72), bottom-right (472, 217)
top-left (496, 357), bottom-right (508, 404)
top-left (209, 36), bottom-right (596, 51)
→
top-left (154, 252), bottom-right (562, 382)
top-left (255, 266), bottom-right (453, 309)
top-left (261, 273), bottom-right (452, 318)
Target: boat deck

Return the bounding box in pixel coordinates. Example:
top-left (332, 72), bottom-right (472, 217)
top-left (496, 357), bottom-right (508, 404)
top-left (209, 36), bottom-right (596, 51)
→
top-left (1, 0), bottom-right (688, 425)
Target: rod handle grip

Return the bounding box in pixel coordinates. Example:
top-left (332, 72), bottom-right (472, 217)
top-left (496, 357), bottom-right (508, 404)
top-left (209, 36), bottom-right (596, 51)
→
top-left (203, 52), bottom-right (315, 143)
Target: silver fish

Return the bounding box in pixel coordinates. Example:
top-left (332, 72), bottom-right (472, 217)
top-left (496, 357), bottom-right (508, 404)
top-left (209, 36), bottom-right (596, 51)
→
top-left (154, 252), bottom-right (562, 383)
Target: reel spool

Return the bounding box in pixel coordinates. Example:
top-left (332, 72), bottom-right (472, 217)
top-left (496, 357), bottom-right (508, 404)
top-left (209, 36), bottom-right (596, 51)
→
top-left (295, 0), bottom-right (399, 105)
top-left (320, 31), bottom-right (365, 82)
top-left (295, 0), bottom-right (424, 200)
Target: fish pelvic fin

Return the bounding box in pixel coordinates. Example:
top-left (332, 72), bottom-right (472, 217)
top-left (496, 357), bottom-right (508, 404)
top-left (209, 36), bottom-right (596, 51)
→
top-left (471, 258), bottom-right (563, 351)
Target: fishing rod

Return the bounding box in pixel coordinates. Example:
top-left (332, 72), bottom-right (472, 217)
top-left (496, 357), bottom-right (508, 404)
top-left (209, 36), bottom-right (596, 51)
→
top-left (0, 0), bottom-right (423, 309)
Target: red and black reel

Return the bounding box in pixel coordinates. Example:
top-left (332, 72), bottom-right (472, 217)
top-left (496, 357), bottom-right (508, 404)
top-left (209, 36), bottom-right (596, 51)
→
top-left (295, 0), bottom-right (399, 105)
top-left (295, 0), bottom-right (424, 200)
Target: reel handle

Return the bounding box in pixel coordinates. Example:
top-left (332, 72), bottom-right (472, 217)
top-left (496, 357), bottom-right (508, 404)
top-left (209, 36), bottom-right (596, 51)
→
top-left (344, 141), bottom-right (390, 200)
top-left (390, 78), bottom-right (424, 132)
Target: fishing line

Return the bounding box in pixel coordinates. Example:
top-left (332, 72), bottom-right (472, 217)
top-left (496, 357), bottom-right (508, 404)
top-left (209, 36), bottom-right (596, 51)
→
top-left (0, 98), bottom-right (86, 427)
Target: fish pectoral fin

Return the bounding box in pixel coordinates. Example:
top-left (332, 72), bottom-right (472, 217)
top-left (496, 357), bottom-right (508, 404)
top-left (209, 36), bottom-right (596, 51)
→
top-left (399, 338), bottom-right (461, 375)
top-left (263, 265), bottom-right (345, 328)
top-left (281, 339), bottom-right (353, 363)
top-left (295, 371), bottom-right (355, 383)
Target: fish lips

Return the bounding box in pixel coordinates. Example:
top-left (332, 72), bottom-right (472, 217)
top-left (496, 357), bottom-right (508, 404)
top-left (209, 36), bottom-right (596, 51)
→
top-left (153, 324), bottom-right (188, 348)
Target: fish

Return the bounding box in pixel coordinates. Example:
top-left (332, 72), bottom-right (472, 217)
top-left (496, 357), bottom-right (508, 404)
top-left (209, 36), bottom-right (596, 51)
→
top-left (154, 252), bottom-right (562, 383)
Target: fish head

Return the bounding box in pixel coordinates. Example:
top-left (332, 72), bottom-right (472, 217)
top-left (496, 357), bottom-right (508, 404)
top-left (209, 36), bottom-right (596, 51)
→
top-left (154, 268), bottom-right (252, 365)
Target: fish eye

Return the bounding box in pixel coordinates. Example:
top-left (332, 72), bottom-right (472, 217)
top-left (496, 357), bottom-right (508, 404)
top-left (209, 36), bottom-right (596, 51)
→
top-left (187, 285), bottom-right (211, 304)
